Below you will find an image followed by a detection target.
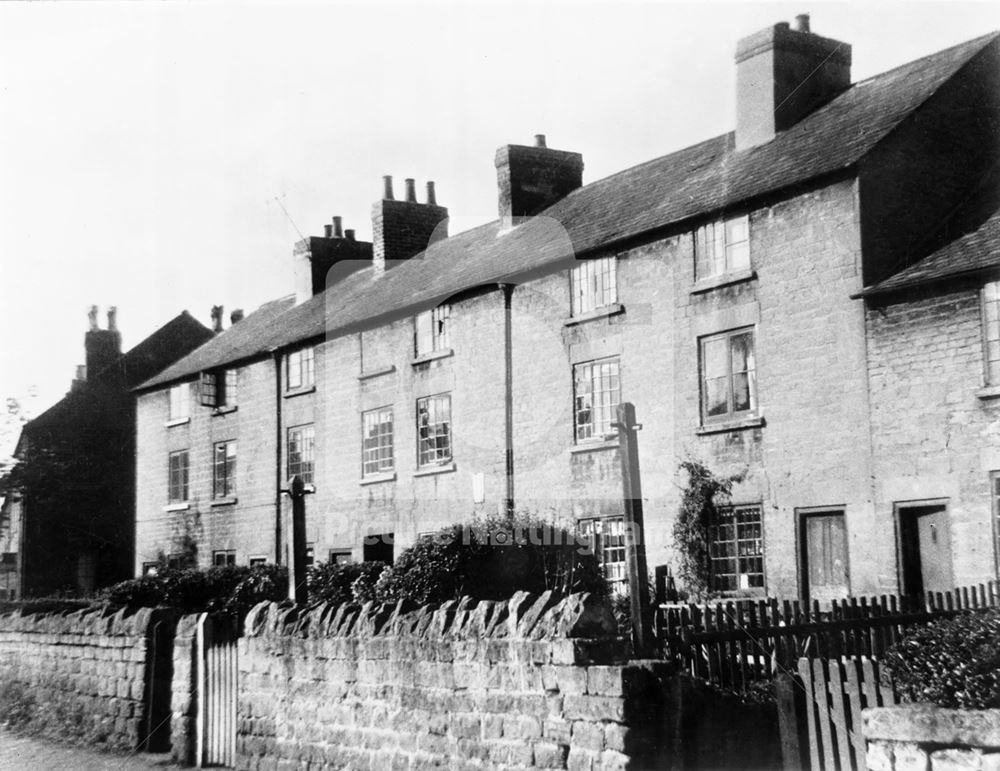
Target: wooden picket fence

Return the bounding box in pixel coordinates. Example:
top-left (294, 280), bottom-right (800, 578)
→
top-left (656, 581), bottom-right (1000, 691)
top-left (775, 658), bottom-right (898, 771)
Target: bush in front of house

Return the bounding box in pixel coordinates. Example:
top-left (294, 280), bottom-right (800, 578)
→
top-left (884, 608), bottom-right (1000, 709)
top-left (372, 513), bottom-right (608, 605)
top-left (98, 563), bottom-right (287, 616)
top-left (307, 560), bottom-right (387, 606)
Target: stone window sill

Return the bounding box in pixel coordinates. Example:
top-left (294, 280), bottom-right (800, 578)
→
top-left (164, 502), bottom-right (190, 512)
top-left (210, 497), bottom-right (238, 507)
top-left (412, 348), bottom-right (454, 366)
top-left (975, 385), bottom-right (1000, 401)
top-left (360, 472), bottom-right (396, 486)
top-left (284, 385), bottom-right (316, 399)
top-left (212, 405), bottom-right (238, 416)
top-left (165, 417), bottom-right (190, 428)
top-left (696, 415), bottom-right (766, 435)
top-left (564, 303), bottom-right (625, 327)
top-left (691, 269), bottom-right (756, 295)
top-left (569, 439), bottom-right (619, 454)
top-left (414, 461), bottom-right (456, 477)
top-left (358, 365), bottom-right (396, 382)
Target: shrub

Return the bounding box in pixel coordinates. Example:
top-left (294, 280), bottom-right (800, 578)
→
top-left (97, 564), bottom-right (287, 616)
top-left (373, 513), bottom-right (608, 605)
top-left (884, 608), bottom-right (1000, 709)
top-left (307, 560), bottom-right (387, 606)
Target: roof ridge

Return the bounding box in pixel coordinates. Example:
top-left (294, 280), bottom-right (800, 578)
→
top-left (853, 30), bottom-right (999, 88)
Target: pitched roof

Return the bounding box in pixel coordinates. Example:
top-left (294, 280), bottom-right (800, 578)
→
top-left (859, 209), bottom-right (1000, 296)
top-left (138, 32), bottom-right (999, 392)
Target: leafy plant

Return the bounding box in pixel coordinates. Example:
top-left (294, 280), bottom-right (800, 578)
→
top-left (372, 513), bottom-right (608, 605)
top-left (672, 460), bottom-right (741, 600)
top-left (307, 560), bottom-right (387, 606)
top-left (884, 609), bottom-right (1000, 709)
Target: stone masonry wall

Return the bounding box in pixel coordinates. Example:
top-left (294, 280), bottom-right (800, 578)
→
top-left (237, 593), bottom-right (671, 771)
top-left (864, 705), bottom-right (1000, 771)
top-left (0, 606), bottom-right (176, 752)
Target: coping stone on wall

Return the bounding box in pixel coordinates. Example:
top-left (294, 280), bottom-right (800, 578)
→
top-left (864, 706), bottom-right (1000, 748)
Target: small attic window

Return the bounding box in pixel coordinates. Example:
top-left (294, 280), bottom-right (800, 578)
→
top-left (695, 215), bottom-right (750, 280)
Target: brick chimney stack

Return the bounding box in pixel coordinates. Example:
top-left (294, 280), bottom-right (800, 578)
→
top-left (84, 305), bottom-right (122, 384)
top-left (495, 134), bottom-right (584, 231)
top-left (735, 15), bottom-right (851, 150)
top-left (293, 215), bottom-right (374, 303)
top-left (371, 175), bottom-right (449, 277)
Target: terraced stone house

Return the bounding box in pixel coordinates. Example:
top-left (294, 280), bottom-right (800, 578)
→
top-left (133, 18), bottom-right (1000, 601)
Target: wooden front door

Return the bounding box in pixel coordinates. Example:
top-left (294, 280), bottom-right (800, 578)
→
top-left (899, 504), bottom-right (953, 597)
top-left (802, 511), bottom-right (849, 602)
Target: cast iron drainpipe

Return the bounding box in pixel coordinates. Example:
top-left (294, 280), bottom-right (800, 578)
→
top-left (271, 349), bottom-right (283, 564)
top-left (499, 283), bottom-right (515, 517)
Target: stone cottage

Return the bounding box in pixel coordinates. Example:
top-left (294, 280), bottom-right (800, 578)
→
top-left (133, 18), bottom-right (1000, 600)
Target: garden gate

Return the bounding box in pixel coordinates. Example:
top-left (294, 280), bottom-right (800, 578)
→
top-left (196, 613), bottom-right (238, 768)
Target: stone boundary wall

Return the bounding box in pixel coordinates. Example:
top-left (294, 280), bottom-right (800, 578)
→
top-left (170, 613), bottom-right (201, 765)
top-left (0, 606), bottom-right (177, 752)
top-left (865, 705), bottom-right (1000, 770)
top-left (238, 592), bottom-right (672, 771)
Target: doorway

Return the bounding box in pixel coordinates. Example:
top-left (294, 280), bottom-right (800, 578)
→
top-left (896, 503), bottom-right (952, 597)
top-left (799, 509), bottom-right (850, 603)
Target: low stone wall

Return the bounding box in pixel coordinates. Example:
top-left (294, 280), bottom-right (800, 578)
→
top-left (865, 705), bottom-right (1000, 770)
top-left (0, 606), bottom-right (177, 752)
top-left (238, 592), bottom-right (672, 770)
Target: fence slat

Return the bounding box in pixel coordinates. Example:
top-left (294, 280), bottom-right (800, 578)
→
top-left (843, 658), bottom-right (868, 771)
top-left (827, 659), bottom-right (853, 770)
top-left (813, 659), bottom-right (837, 771)
top-left (799, 659), bottom-right (821, 771)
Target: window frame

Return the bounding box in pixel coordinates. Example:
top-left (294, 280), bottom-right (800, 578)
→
top-left (416, 393), bottom-right (452, 468)
top-left (212, 550), bottom-right (236, 567)
top-left (694, 214), bottom-right (750, 281)
top-left (328, 549), bottom-right (353, 565)
top-left (992, 471), bottom-right (1000, 579)
top-left (414, 304), bottom-right (451, 357)
top-left (573, 356), bottom-right (622, 443)
top-left (570, 256), bottom-right (618, 316)
top-left (213, 440), bottom-right (237, 499)
top-left (167, 450), bottom-right (189, 504)
top-left (578, 516), bottom-right (627, 593)
top-left (168, 383), bottom-right (190, 421)
top-left (287, 424), bottom-right (316, 485)
top-left (708, 504), bottom-right (765, 595)
top-left (200, 367), bottom-right (238, 409)
top-left (362, 406), bottom-right (395, 477)
top-left (286, 346), bottom-right (316, 392)
top-left (982, 281), bottom-right (1000, 386)
top-left (699, 327), bottom-right (757, 425)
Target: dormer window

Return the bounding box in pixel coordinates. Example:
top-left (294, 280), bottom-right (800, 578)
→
top-left (415, 305), bottom-right (450, 356)
top-left (571, 257), bottom-right (617, 316)
top-left (695, 215), bottom-right (750, 280)
top-left (200, 368), bottom-right (238, 409)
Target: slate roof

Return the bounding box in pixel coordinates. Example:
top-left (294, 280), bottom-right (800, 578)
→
top-left (138, 32), bottom-right (1000, 392)
top-left (859, 209), bottom-right (1000, 296)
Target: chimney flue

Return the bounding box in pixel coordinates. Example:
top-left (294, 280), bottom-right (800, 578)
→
top-left (382, 175), bottom-right (394, 200)
top-left (405, 178), bottom-right (417, 203)
top-left (534, 134), bottom-right (547, 148)
top-left (795, 13), bottom-right (810, 32)
top-left (107, 306), bottom-right (117, 332)
top-left (324, 224), bottom-right (333, 238)
top-left (231, 308), bottom-right (244, 324)
top-left (332, 216), bottom-right (343, 238)
top-left (345, 229), bottom-right (356, 241)
top-left (88, 305), bottom-right (99, 331)
top-left (426, 181), bottom-right (437, 206)
top-left (211, 305), bottom-right (224, 333)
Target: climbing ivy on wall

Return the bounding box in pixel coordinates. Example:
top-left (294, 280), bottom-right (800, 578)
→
top-left (673, 459), bottom-right (741, 601)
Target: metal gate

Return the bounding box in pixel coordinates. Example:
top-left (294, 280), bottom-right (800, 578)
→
top-left (196, 613), bottom-right (238, 768)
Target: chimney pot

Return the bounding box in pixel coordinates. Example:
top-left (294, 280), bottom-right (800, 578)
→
top-left (106, 306), bottom-right (117, 332)
top-left (795, 14), bottom-right (810, 32)
top-left (344, 229), bottom-right (356, 241)
top-left (75, 365), bottom-right (87, 382)
top-left (324, 224), bottom-right (334, 238)
top-left (230, 308), bottom-right (244, 324)
top-left (405, 178), bottom-right (417, 203)
top-left (534, 134), bottom-right (547, 148)
top-left (332, 216), bottom-right (343, 238)
top-left (382, 175), bottom-right (394, 200)
top-left (426, 181), bottom-right (437, 206)
top-left (211, 305), bottom-right (224, 333)
top-left (88, 305), bottom-right (99, 331)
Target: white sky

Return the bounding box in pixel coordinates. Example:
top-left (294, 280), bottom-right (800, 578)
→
top-left (1, 0), bottom-right (998, 418)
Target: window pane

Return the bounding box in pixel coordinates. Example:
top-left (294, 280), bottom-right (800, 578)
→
top-left (417, 396), bottom-right (451, 466)
top-left (704, 376), bottom-right (729, 416)
top-left (702, 338), bottom-right (728, 380)
top-left (287, 351), bottom-right (301, 389)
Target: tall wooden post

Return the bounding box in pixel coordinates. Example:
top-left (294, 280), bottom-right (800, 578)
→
top-left (614, 402), bottom-right (653, 656)
top-left (285, 475), bottom-right (310, 604)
